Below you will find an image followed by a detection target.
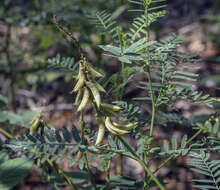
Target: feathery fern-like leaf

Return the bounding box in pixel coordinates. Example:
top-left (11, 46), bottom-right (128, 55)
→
top-left (48, 54), bottom-right (78, 71)
top-left (88, 10), bottom-right (118, 40)
top-left (188, 151), bottom-right (220, 190)
top-left (4, 126), bottom-right (82, 167)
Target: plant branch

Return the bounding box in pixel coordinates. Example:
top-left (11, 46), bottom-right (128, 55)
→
top-left (143, 1), bottom-right (156, 137)
top-left (0, 128), bottom-right (13, 139)
top-left (46, 159), bottom-right (78, 190)
top-left (153, 129), bottom-right (203, 174)
top-left (106, 159), bottom-right (112, 190)
top-left (117, 136), bottom-right (165, 190)
top-left (5, 24), bottom-right (16, 108)
top-left (53, 16), bottom-right (85, 60)
top-left (80, 112), bottom-right (98, 190)
top-left (83, 154), bottom-right (98, 190)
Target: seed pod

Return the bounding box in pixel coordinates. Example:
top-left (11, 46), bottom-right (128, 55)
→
top-left (75, 89), bottom-right (83, 105)
top-left (101, 103), bottom-right (121, 111)
top-left (105, 117), bottom-right (130, 135)
top-left (95, 120), bottom-right (105, 145)
top-left (76, 61), bottom-right (85, 78)
top-left (30, 116), bottom-right (41, 135)
top-left (29, 113), bottom-right (42, 126)
top-left (100, 105), bottom-right (119, 117)
top-left (77, 87), bottom-right (90, 112)
top-left (94, 81), bottom-right (106, 93)
top-left (104, 117), bottom-right (117, 135)
top-left (87, 64), bottom-right (103, 78)
top-left (37, 158), bottom-right (41, 168)
top-left (73, 72), bottom-right (85, 92)
top-left (86, 81), bottom-right (101, 108)
top-left (112, 121), bottom-right (138, 131)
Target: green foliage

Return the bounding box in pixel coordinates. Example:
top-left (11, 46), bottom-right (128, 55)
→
top-left (188, 151), bottom-right (220, 190)
top-left (203, 14), bottom-right (220, 47)
top-left (199, 117), bottom-right (220, 138)
top-left (88, 10), bottom-right (118, 39)
top-left (135, 35), bottom-right (208, 104)
top-left (0, 111), bottom-right (38, 127)
top-left (162, 135), bottom-right (189, 156)
top-left (48, 54), bottom-right (78, 71)
top-left (0, 94), bottom-right (38, 127)
top-left (5, 126), bottom-right (82, 166)
top-left (0, 0), bottom-right (219, 190)
top-left (0, 154), bottom-right (33, 190)
top-left (156, 112), bottom-right (195, 127)
top-left (128, 0), bottom-right (167, 41)
top-left (48, 171), bottom-right (88, 185)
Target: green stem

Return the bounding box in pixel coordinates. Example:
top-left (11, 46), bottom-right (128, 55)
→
top-left (117, 136), bottom-right (165, 190)
top-left (80, 112), bottom-right (86, 144)
top-left (119, 61), bottom-right (125, 100)
top-left (143, 1), bottom-right (156, 137)
top-left (149, 99), bottom-right (156, 136)
top-left (156, 65), bottom-right (165, 106)
top-left (153, 129), bottom-right (203, 174)
top-left (47, 159), bottom-right (78, 190)
top-left (145, 48), bottom-right (156, 137)
top-left (54, 184), bottom-right (60, 190)
top-left (106, 159), bottom-right (112, 190)
top-left (84, 154), bottom-right (98, 190)
top-left (115, 135), bottom-right (122, 176)
top-left (0, 128), bottom-right (13, 139)
top-left (80, 112), bottom-right (98, 190)
top-left (143, 4), bottom-right (157, 188)
top-left (53, 16), bottom-right (85, 59)
top-left (5, 24), bottom-right (16, 109)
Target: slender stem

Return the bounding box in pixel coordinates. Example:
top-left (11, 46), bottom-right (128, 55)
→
top-left (53, 16), bottom-right (85, 60)
top-left (119, 61), bottom-right (125, 100)
top-left (116, 60), bottom-right (126, 175)
top-left (0, 128), bottom-right (13, 139)
top-left (117, 136), bottom-right (165, 190)
top-left (156, 65), bottom-right (165, 106)
top-left (80, 112), bottom-right (98, 190)
top-left (106, 159), bottom-right (112, 190)
top-left (115, 135), bottom-right (122, 176)
top-left (185, 129), bottom-right (203, 145)
top-left (153, 129), bottom-right (203, 174)
top-left (80, 112), bottom-right (86, 144)
top-left (145, 50), bottom-right (156, 138)
top-left (143, 1), bottom-right (156, 137)
top-left (84, 154), bottom-right (98, 190)
top-left (46, 159), bottom-right (78, 190)
top-left (54, 184), bottom-right (60, 190)
top-left (5, 24), bottom-right (16, 109)
top-left (149, 99), bottom-right (156, 136)
top-left (142, 4), bottom-right (157, 188)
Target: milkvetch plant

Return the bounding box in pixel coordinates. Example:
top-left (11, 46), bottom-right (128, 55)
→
top-left (1, 0), bottom-right (220, 190)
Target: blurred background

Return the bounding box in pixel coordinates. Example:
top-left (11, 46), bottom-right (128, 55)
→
top-left (0, 0), bottom-right (220, 189)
